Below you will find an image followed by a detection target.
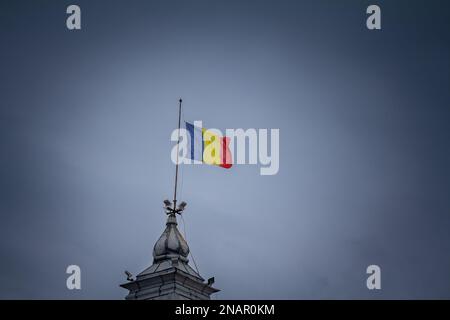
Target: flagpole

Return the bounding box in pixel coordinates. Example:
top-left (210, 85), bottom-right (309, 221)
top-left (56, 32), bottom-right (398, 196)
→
top-left (173, 98), bottom-right (182, 212)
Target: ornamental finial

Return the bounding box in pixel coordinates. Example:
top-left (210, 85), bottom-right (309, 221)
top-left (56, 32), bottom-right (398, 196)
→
top-left (163, 199), bottom-right (187, 215)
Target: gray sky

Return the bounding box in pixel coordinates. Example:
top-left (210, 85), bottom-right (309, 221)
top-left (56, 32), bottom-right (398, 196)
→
top-left (0, 0), bottom-right (450, 299)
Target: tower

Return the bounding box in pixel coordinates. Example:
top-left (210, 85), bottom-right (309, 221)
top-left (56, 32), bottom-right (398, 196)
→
top-left (120, 202), bottom-right (219, 300)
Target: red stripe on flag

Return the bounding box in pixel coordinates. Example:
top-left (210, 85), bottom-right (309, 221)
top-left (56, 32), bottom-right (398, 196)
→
top-left (220, 136), bottom-right (232, 169)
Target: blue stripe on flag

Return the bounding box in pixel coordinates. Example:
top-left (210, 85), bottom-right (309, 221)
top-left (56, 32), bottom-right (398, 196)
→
top-left (186, 122), bottom-right (195, 161)
top-left (185, 121), bottom-right (203, 162)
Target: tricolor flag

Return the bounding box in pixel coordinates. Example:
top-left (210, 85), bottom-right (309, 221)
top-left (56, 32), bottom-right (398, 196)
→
top-left (185, 121), bottom-right (232, 169)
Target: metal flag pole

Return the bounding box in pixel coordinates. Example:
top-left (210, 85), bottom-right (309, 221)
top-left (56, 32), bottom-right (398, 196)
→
top-left (173, 98), bottom-right (182, 212)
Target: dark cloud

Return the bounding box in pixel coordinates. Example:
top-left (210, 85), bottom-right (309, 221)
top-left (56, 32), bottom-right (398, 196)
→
top-left (0, 0), bottom-right (449, 299)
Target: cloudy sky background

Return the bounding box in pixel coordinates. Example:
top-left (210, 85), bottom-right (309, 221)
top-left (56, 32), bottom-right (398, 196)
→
top-left (0, 0), bottom-right (449, 299)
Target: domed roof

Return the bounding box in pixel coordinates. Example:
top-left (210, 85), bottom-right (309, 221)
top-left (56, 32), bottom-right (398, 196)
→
top-left (153, 214), bottom-right (190, 262)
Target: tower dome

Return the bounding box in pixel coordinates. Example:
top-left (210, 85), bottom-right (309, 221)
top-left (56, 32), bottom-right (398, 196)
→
top-left (153, 214), bottom-right (190, 262)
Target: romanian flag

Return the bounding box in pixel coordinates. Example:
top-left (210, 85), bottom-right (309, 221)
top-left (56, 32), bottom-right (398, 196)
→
top-left (185, 122), bottom-right (232, 169)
